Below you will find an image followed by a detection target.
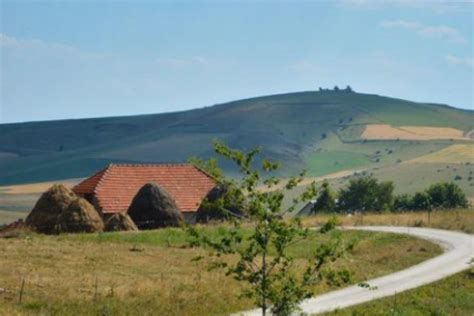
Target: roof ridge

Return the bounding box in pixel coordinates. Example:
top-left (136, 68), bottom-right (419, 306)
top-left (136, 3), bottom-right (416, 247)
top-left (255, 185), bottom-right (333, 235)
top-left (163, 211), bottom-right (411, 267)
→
top-left (93, 164), bottom-right (113, 195)
top-left (109, 163), bottom-right (193, 167)
top-left (191, 164), bottom-right (218, 181)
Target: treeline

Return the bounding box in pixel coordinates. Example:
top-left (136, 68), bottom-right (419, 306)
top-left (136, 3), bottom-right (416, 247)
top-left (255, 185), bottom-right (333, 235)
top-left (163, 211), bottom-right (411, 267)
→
top-left (310, 176), bottom-right (469, 214)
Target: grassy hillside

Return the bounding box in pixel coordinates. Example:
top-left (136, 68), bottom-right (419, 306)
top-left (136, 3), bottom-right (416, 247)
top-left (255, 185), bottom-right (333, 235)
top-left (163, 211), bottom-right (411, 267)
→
top-left (0, 90), bottom-right (472, 185)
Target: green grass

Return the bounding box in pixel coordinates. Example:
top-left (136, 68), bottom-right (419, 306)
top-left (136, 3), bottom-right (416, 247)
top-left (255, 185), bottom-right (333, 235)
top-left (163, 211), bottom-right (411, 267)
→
top-left (324, 270), bottom-right (474, 316)
top-left (304, 150), bottom-right (371, 176)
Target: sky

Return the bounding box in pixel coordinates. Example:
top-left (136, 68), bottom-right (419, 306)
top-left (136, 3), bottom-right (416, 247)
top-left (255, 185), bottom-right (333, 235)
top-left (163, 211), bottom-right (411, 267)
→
top-left (0, 0), bottom-right (473, 123)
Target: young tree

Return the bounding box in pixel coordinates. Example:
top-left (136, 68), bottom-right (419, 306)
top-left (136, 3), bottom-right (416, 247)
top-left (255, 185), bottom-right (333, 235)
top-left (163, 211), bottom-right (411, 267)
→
top-left (411, 192), bottom-right (431, 210)
top-left (426, 182), bottom-right (468, 209)
top-left (312, 181), bottom-right (336, 213)
top-left (188, 141), bottom-right (351, 316)
top-left (393, 194), bottom-right (412, 212)
top-left (337, 176), bottom-right (394, 212)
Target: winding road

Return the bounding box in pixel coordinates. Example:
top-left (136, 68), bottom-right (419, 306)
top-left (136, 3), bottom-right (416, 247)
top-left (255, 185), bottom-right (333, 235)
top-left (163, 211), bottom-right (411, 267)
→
top-left (235, 226), bottom-right (474, 315)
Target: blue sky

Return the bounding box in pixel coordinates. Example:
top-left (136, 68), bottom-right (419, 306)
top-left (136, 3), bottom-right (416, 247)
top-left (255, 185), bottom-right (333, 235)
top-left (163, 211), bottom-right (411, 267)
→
top-left (1, 0), bottom-right (472, 123)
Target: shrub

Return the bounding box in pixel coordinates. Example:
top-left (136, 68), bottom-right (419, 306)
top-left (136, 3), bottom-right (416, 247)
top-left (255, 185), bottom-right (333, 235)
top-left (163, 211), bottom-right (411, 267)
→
top-left (393, 194), bottom-right (412, 212)
top-left (426, 182), bottom-right (468, 209)
top-left (337, 176), bottom-right (394, 212)
top-left (411, 192), bottom-right (431, 211)
top-left (312, 181), bottom-right (336, 213)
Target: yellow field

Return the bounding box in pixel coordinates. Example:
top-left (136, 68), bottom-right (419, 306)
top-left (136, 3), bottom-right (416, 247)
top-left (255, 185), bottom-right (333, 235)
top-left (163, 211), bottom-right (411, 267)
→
top-left (361, 124), bottom-right (470, 141)
top-left (302, 209), bottom-right (474, 234)
top-left (0, 179), bottom-right (80, 195)
top-left (0, 210), bottom-right (25, 225)
top-left (405, 144), bottom-right (474, 164)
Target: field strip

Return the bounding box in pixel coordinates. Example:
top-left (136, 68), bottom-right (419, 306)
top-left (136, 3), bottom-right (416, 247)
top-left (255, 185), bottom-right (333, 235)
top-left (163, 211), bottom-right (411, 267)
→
top-left (234, 226), bottom-right (474, 315)
top-left (258, 168), bottom-right (367, 192)
top-left (361, 124), bottom-right (471, 141)
top-left (403, 144), bottom-right (474, 164)
top-left (0, 179), bottom-right (81, 195)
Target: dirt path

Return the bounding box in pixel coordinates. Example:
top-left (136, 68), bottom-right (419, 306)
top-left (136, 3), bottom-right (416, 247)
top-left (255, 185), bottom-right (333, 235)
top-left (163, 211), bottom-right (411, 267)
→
top-left (234, 226), bottom-right (474, 315)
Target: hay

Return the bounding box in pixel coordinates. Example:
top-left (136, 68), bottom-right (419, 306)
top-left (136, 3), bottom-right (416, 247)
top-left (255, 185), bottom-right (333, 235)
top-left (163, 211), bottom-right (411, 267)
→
top-left (196, 184), bottom-right (244, 223)
top-left (0, 219), bottom-right (32, 238)
top-left (55, 198), bottom-right (104, 233)
top-left (128, 183), bottom-right (183, 229)
top-left (25, 184), bottom-right (77, 234)
top-left (105, 213), bottom-right (138, 232)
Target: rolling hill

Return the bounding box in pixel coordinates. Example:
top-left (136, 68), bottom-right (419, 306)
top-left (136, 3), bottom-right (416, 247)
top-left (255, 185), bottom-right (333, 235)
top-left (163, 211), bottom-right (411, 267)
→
top-left (1, 90), bottom-right (473, 194)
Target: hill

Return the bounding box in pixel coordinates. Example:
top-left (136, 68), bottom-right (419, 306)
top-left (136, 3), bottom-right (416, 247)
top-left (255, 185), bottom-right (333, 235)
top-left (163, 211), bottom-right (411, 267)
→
top-left (0, 90), bottom-right (473, 190)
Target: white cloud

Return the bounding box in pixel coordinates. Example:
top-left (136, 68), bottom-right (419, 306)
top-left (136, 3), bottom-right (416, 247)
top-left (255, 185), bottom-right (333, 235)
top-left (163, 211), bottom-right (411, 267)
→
top-left (446, 55), bottom-right (473, 68)
top-left (155, 56), bottom-right (209, 68)
top-left (380, 20), bottom-right (466, 44)
top-left (380, 20), bottom-right (419, 29)
top-left (289, 60), bottom-right (321, 72)
top-left (0, 33), bottom-right (104, 59)
top-left (340, 0), bottom-right (462, 14)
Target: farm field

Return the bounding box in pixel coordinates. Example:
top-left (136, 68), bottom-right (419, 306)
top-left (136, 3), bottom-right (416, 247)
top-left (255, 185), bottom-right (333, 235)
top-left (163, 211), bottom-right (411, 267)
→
top-left (0, 210), bottom-right (26, 225)
top-left (406, 144), bottom-right (474, 164)
top-left (301, 209), bottom-right (474, 234)
top-left (361, 124), bottom-right (471, 141)
top-left (0, 227), bottom-right (442, 315)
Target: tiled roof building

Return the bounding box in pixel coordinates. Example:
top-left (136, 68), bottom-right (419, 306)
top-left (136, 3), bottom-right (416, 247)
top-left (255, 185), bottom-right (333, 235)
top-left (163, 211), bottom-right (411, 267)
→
top-left (73, 164), bottom-right (216, 221)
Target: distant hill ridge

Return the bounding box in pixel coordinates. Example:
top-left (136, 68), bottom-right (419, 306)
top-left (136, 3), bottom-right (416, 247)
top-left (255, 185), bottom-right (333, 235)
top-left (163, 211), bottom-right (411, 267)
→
top-left (0, 90), bottom-right (473, 185)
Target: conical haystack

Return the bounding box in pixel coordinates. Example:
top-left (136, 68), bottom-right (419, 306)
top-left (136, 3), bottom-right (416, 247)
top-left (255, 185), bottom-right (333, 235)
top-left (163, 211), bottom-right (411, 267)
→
top-left (55, 198), bottom-right (104, 233)
top-left (128, 183), bottom-right (183, 229)
top-left (196, 184), bottom-right (244, 223)
top-left (104, 213), bottom-right (138, 232)
top-left (25, 184), bottom-right (77, 234)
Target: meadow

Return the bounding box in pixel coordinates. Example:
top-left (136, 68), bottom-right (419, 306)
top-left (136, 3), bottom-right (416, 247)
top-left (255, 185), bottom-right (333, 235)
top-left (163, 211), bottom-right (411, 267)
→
top-left (0, 226), bottom-right (441, 315)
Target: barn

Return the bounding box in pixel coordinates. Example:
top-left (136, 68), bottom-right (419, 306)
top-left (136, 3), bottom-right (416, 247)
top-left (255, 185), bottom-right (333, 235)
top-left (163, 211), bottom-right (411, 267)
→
top-left (72, 163), bottom-right (216, 223)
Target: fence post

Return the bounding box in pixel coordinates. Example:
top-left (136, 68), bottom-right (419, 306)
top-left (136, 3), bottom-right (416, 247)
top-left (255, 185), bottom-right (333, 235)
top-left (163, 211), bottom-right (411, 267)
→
top-left (19, 278), bottom-right (25, 304)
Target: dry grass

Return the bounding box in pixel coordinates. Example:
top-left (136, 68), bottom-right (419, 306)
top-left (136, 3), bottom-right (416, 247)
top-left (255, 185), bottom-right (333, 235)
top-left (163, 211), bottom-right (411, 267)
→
top-left (361, 124), bottom-right (469, 141)
top-left (302, 209), bottom-right (474, 234)
top-left (0, 180), bottom-right (79, 195)
top-left (406, 144), bottom-right (474, 164)
top-left (0, 210), bottom-right (25, 226)
top-left (0, 228), bottom-right (441, 315)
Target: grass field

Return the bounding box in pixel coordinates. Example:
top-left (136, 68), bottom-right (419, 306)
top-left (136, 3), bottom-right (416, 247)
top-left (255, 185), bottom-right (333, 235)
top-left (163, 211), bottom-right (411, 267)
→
top-left (304, 150), bottom-right (371, 176)
top-left (0, 210), bottom-right (26, 225)
top-left (361, 124), bottom-right (470, 141)
top-left (301, 209), bottom-right (474, 234)
top-left (407, 144), bottom-right (474, 164)
top-left (0, 227), bottom-right (442, 315)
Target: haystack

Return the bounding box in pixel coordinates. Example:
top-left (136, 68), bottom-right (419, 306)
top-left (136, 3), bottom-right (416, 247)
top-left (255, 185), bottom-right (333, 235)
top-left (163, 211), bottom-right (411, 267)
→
top-left (55, 198), bottom-right (104, 233)
top-left (196, 184), bottom-right (244, 223)
top-left (128, 183), bottom-right (183, 229)
top-left (104, 213), bottom-right (138, 232)
top-left (25, 184), bottom-right (77, 234)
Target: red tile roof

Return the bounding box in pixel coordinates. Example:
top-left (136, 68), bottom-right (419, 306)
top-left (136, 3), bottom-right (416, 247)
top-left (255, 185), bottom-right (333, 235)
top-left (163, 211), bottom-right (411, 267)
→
top-left (73, 164), bottom-right (216, 214)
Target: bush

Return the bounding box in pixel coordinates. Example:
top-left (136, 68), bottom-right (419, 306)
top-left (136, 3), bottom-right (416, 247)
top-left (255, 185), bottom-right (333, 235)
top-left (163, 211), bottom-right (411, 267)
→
top-left (312, 181), bottom-right (336, 213)
top-left (426, 182), bottom-right (468, 209)
top-left (411, 192), bottom-right (431, 210)
top-left (393, 194), bottom-right (412, 212)
top-left (337, 176), bottom-right (394, 212)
